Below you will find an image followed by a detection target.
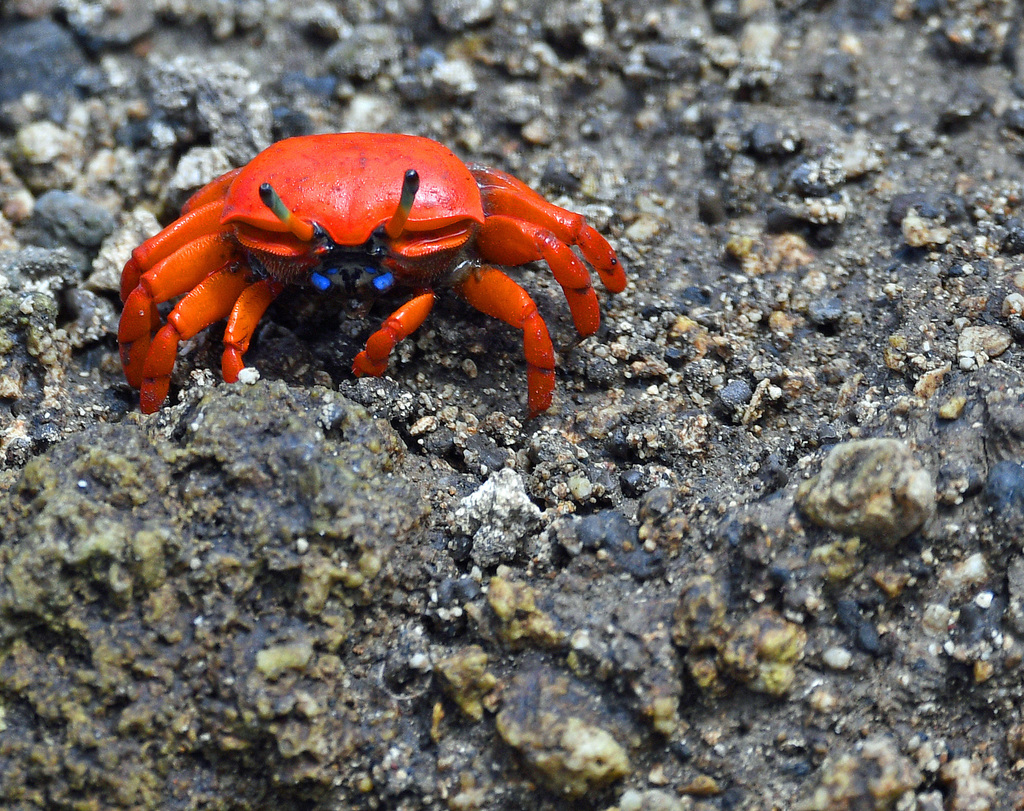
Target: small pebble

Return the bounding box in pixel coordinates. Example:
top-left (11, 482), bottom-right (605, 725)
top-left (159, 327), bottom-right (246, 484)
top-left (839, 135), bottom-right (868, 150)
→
top-left (822, 646), bottom-right (853, 670)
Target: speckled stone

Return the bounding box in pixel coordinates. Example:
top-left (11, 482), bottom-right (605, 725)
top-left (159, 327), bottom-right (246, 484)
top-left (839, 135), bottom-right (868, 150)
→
top-left (796, 438), bottom-right (935, 545)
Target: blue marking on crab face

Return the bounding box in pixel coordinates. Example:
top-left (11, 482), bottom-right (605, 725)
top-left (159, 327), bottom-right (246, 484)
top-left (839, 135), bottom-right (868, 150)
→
top-left (311, 272), bottom-right (331, 291)
top-left (372, 271), bottom-right (394, 292)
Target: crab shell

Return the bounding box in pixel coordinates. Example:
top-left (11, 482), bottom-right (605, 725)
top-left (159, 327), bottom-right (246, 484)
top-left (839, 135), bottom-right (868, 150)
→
top-left (118, 133), bottom-right (626, 416)
top-left (225, 135), bottom-right (484, 248)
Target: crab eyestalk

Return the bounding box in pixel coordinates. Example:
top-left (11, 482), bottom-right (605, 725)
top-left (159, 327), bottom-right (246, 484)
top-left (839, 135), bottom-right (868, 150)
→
top-left (259, 182), bottom-right (315, 242)
top-left (383, 169), bottom-right (420, 240)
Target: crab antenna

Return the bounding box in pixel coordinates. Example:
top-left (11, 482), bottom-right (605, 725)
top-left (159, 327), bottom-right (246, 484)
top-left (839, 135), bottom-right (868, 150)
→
top-left (383, 169), bottom-right (420, 239)
top-left (259, 182), bottom-right (315, 242)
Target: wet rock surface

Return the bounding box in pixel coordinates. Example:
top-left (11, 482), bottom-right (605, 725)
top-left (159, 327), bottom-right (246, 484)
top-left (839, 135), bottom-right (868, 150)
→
top-left (1, 0), bottom-right (1024, 808)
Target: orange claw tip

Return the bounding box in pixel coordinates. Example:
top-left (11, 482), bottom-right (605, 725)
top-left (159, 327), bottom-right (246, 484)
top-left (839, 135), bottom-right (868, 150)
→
top-left (221, 348), bottom-right (244, 383)
top-left (139, 377), bottom-right (170, 414)
top-left (526, 369), bottom-right (555, 419)
top-left (352, 351), bottom-right (387, 377)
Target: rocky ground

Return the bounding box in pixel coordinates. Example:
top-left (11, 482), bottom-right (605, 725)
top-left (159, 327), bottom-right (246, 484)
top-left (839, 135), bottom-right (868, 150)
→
top-left (1, 0), bottom-right (1024, 809)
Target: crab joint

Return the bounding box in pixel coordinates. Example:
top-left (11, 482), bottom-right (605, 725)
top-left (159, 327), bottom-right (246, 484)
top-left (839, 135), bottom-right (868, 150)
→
top-left (383, 169), bottom-right (420, 240)
top-left (259, 182), bottom-right (316, 242)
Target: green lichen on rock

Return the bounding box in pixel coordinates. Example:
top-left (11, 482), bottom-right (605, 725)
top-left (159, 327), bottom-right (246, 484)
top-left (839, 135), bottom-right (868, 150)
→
top-left (673, 575), bottom-right (806, 697)
top-left (0, 381), bottom-right (430, 808)
top-left (435, 644), bottom-right (497, 721)
top-left (797, 736), bottom-right (922, 811)
top-left (720, 608), bottom-right (807, 697)
top-left (0, 290), bottom-right (69, 403)
top-left (256, 637), bottom-right (314, 680)
top-left (496, 666), bottom-right (631, 797)
top-left (487, 575), bottom-right (568, 649)
top-left (796, 438), bottom-right (935, 545)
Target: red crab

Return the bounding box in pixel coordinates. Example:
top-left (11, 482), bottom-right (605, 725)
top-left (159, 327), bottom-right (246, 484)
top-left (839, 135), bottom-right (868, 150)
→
top-left (118, 133), bottom-right (626, 416)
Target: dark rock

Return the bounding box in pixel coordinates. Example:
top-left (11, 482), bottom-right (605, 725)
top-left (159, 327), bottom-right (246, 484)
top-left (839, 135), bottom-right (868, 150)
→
top-left (574, 510), bottom-right (664, 579)
top-left (937, 78), bottom-right (991, 132)
top-left (1002, 218), bottom-right (1024, 255)
top-left (1004, 106), bottom-right (1024, 133)
top-left (706, 0), bottom-right (744, 33)
top-left (984, 460), bottom-right (1024, 513)
top-left (576, 510), bottom-right (634, 552)
top-left (765, 204), bottom-right (804, 233)
top-left (836, 599), bottom-right (882, 655)
top-left (746, 122), bottom-right (801, 160)
top-left (813, 53), bottom-right (857, 105)
top-left (31, 191), bottom-right (117, 250)
top-left (887, 192), bottom-right (936, 223)
top-left (807, 297), bottom-right (843, 331)
top-left (619, 468), bottom-right (645, 497)
top-left (715, 379), bottom-right (753, 423)
top-left (0, 19), bottom-right (86, 108)
top-left (0, 246), bottom-right (81, 287)
top-left (583, 355), bottom-right (617, 388)
top-left (697, 185), bottom-right (728, 224)
top-left (789, 161), bottom-right (844, 198)
top-left (759, 452), bottom-right (789, 492)
top-left (643, 44), bottom-right (700, 79)
top-left (63, 0), bottom-right (155, 51)
top-left (540, 157), bottom-right (580, 193)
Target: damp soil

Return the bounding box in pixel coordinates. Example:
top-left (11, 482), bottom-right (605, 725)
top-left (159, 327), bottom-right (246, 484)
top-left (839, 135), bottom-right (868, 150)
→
top-left (1, 1), bottom-right (1024, 809)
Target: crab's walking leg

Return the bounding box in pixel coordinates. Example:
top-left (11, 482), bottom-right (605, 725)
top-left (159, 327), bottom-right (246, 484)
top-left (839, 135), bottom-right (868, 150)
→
top-left (470, 165), bottom-right (626, 293)
top-left (119, 234), bottom-right (237, 388)
top-left (476, 214), bottom-right (600, 337)
top-left (221, 279), bottom-right (285, 382)
top-left (352, 292), bottom-right (435, 377)
top-left (120, 201), bottom-right (227, 302)
top-left (456, 267), bottom-right (555, 418)
top-left (180, 167), bottom-right (243, 216)
top-left (139, 269), bottom-right (250, 413)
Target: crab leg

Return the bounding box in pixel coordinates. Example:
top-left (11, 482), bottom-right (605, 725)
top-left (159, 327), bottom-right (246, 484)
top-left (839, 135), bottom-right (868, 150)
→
top-left (180, 167), bottom-right (243, 216)
top-left (119, 234), bottom-right (238, 388)
top-left (476, 214), bottom-right (601, 337)
top-left (456, 267), bottom-right (555, 418)
top-left (139, 268), bottom-right (251, 413)
top-left (352, 292), bottom-right (436, 377)
top-left (221, 279), bottom-right (286, 382)
top-left (470, 165), bottom-right (626, 293)
top-left (120, 201), bottom-right (228, 302)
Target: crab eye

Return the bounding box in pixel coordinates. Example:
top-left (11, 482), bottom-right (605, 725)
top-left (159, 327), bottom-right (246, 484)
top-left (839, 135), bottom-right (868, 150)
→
top-left (310, 272), bottom-right (332, 291)
top-left (372, 271), bottom-right (394, 292)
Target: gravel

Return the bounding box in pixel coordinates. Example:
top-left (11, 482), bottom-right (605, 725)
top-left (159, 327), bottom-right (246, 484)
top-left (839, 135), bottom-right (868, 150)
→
top-left (1, 0), bottom-right (1024, 808)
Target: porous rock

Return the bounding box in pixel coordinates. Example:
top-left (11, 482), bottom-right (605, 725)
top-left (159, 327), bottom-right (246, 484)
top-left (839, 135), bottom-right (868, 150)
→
top-left (796, 438), bottom-right (935, 545)
top-left (453, 467), bottom-right (541, 568)
top-left (496, 666), bottom-right (631, 798)
top-left (0, 381), bottom-right (431, 807)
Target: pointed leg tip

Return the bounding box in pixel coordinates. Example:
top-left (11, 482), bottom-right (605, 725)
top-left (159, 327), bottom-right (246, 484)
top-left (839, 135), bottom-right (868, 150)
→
top-left (139, 378), bottom-right (170, 413)
top-left (352, 352), bottom-right (387, 378)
